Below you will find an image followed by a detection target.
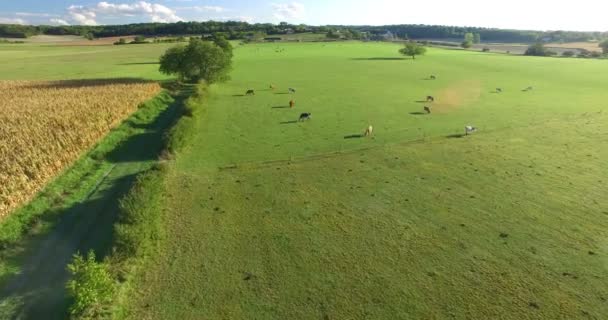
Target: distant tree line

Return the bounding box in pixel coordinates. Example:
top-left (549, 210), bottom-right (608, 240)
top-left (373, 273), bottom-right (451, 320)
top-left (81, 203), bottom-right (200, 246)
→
top-left (2, 21), bottom-right (608, 44)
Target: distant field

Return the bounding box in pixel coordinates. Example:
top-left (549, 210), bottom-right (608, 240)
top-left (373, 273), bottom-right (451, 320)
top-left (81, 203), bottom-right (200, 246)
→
top-left (0, 80), bottom-right (160, 218)
top-left (125, 42), bottom-right (608, 319)
top-left (0, 42), bottom-right (173, 80)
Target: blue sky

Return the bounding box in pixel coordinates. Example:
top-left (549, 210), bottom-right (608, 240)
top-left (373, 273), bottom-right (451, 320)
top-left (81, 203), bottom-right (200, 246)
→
top-left (0, 0), bottom-right (606, 31)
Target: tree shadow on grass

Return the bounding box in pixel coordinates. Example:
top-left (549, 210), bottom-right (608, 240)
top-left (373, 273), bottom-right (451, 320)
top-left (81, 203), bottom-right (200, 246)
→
top-left (280, 120), bottom-right (298, 124)
top-left (274, 92), bottom-right (290, 95)
top-left (446, 133), bottom-right (466, 139)
top-left (21, 78), bottom-right (155, 89)
top-left (415, 100), bottom-right (428, 103)
top-left (410, 112), bottom-right (428, 115)
top-left (272, 106), bottom-right (289, 109)
top-left (351, 57), bottom-right (407, 61)
top-left (116, 62), bottom-right (159, 66)
top-left (344, 134), bottom-right (364, 139)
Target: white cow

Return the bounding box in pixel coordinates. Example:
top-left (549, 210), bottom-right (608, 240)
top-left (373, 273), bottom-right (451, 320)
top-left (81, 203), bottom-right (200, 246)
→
top-left (465, 126), bottom-right (477, 135)
top-left (364, 125), bottom-right (373, 137)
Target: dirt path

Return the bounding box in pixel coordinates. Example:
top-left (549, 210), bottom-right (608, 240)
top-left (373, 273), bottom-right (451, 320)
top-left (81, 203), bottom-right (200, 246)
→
top-left (0, 90), bottom-right (186, 320)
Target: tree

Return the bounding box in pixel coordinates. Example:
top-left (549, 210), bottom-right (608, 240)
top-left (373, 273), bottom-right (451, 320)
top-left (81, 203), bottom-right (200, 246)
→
top-left (399, 42), bottom-right (427, 60)
top-left (66, 251), bottom-right (115, 317)
top-left (599, 39), bottom-right (608, 54)
top-left (213, 35), bottom-right (233, 58)
top-left (473, 33), bottom-right (481, 44)
top-left (159, 38), bottom-right (232, 83)
top-left (114, 38), bottom-right (127, 45)
top-left (525, 42), bottom-right (551, 56)
top-left (132, 35), bottom-right (147, 44)
top-left (461, 32), bottom-right (475, 48)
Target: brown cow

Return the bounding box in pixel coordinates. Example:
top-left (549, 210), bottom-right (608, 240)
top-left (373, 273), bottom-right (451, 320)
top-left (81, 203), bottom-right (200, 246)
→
top-left (289, 100), bottom-right (295, 108)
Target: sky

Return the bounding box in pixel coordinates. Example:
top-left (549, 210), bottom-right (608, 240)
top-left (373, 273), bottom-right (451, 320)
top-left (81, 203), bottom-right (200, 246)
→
top-left (0, 0), bottom-right (606, 32)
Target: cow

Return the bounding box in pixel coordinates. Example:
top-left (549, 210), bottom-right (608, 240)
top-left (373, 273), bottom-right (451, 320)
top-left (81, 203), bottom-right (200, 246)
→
top-left (496, 88), bottom-right (503, 93)
top-left (430, 75), bottom-right (436, 80)
top-left (523, 86), bottom-right (533, 91)
top-left (299, 113), bottom-right (311, 121)
top-left (426, 95), bottom-right (435, 102)
top-left (364, 125), bottom-right (373, 137)
top-left (270, 84), bottom-right (276, 90)
top-left (465, 125), bottom-right (477, 135)
top-left (424, 106), bottom-right (431, 114)
top-left (289, 100), bottom-right (295, 108)
top-left (246, 89), bottom-right (255, 95)
top-left (289, 88), bottom-right (296, 94)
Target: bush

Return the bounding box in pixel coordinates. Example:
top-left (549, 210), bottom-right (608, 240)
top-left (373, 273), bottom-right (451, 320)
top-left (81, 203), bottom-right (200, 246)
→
top-left (482, 47), bottom-right (490, 52)
top-left (159, 38), bottom-right (232, 83)
top-left (66, 251), bottom-right (115, 318)
top-left (461, 41), bottom-right (472, 49)
top-left (562, 50), bottom-right (575, 57)
top-left (525, 42), bottom-right (552, 56)
top-left (114, 38), bottom-right (127, 45)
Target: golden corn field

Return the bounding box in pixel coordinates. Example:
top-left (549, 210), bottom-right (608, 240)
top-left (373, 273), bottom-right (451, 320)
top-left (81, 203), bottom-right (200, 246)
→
top-left (0, 80), bottom-right (161, 219)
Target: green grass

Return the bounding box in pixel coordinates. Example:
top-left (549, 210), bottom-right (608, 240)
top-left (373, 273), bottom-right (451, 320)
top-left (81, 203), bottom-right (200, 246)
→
top-left (125, 42), bottom-right (608, 319)
top-left (0, 43), bottom-right (174, 81)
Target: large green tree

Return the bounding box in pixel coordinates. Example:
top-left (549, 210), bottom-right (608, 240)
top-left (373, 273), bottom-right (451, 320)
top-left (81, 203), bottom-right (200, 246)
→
top-left (159, 38), bottom-right (232, 83)
top-left (399, 42), bottom-right (427, 60)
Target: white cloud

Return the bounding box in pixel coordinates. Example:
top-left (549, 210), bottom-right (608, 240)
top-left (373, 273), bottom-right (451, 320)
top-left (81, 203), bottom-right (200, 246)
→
top-left (68, 5), bottom-right (98, 25)
top-left (0, 17), bottom-right (27, 25)
top-left (65, 1), bottom-right (183, 25)
top-left (272, 2), bottom-right (305, 21)
top-left (178, 6), bottom-right (225, 13)
top-left (50, 18), bottom-right (70, 26)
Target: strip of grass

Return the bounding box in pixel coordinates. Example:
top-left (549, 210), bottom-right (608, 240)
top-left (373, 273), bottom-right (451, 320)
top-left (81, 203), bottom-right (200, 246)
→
top-left (64, 83), bottom-right (208, 319)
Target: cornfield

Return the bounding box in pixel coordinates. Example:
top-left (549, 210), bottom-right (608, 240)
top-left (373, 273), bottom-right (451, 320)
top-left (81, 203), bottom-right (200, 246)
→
top-left (0, 80), bottom-right (161, 219)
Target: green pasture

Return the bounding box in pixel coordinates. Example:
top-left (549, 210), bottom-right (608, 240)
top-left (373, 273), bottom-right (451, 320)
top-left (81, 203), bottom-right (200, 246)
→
top-left (125, 42), bottom-right (608, 319)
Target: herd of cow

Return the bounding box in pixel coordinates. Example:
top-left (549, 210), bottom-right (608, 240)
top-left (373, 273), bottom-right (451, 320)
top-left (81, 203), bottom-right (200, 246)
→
top-left (243, 76), bottom-right (535, 137)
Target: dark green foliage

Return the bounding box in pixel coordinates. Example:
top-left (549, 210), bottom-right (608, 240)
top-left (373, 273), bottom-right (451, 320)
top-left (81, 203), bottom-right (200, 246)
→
top-left (599, 40), bottom-right (608, 54)
top-left (562, 50), bottom-right (575, 57)
top-left (482, 47), bottom-right (491, 52)
top-left (165, 84), bottom-right (208, 154)
top-left (2, 21), bottom-right (608, 43)
top-left (159, 38), bottom-right (232, 83)
top-left (399, 42), bottom-right (427, 60)
top-left (461, 41), bottom-right (473, 48)
top-left (113, 38), bottom-right (127, 45)
top-left (131, 35), bottom-right (147, 44)
top-left (66, 251), bottom-right (115, 318)
top-left (525, 42), bottom-right (553, 56)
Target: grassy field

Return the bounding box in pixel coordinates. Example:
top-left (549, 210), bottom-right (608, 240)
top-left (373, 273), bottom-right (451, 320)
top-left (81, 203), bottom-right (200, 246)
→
top-left (124, 42), bottom-right (608, 319)
top-left (0, 42), bottom-right (173, 81)
top-left (0, 40), bottom-right (606, 319)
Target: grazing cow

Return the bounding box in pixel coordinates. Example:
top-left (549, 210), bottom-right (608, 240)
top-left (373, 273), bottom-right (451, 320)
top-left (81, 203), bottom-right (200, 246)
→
top-left (424, 106), bottom-right (431, 114)
top-left (246, 89), bottom-right (255, 95)
top-left (524, 86), bottom-right (533, 91)
top-left (430, 75), bottom-right (436, 80)
top-left (299, 113), bottom-right (311, 121)
top-left (289, 88), bottom-right (296, 94)
top-left (270, 84), bottom-right (276, 90)
top-left (426, 95), bottom-right (435, 102)
top-left (289, 100), bottom-right (295, 108)
top-left (465, 125), bottom-right (477, 135)
top-left (496, 88), bottom-right (503, 93)
top-left (364, 125), bottom-right (373, 137)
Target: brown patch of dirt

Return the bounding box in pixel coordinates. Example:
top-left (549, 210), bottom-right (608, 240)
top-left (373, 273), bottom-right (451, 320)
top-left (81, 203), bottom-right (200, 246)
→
top-left (430, 81), bottom-right (482, 113)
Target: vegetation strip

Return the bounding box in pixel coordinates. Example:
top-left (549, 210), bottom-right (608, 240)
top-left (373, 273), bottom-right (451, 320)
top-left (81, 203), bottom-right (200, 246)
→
top-left (0, 88), bottom-right (183, 319)
top-left (65, 83), bottom-right (207, 319)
